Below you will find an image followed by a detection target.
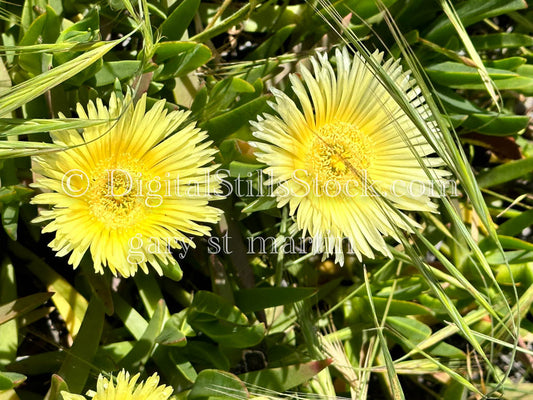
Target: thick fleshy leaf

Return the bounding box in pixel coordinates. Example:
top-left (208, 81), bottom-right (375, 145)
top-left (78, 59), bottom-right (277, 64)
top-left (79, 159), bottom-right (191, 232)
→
top-left (189, 370), bottom-right (248, 400)
top-left (239, 359), bottom-right (332, 391)
top-left (0, 292), bottom-right (53, 326)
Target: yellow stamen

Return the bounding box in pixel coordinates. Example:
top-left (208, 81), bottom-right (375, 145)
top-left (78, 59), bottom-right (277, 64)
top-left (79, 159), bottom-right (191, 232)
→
top-left (87, 157), bottom-right (147, 229)
top-left (307, 121), bottom-right (373, 185)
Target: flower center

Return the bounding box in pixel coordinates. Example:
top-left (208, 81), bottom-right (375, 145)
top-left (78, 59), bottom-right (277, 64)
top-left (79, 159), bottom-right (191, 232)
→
top-left (87, 158), bottom-right (147, 229)
top-left (307, 121), bottom-right (373, 186)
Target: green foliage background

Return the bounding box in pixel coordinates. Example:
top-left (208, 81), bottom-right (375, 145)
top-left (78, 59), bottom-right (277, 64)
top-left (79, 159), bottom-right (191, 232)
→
top-left (0, 0), bottom-right (533, 399)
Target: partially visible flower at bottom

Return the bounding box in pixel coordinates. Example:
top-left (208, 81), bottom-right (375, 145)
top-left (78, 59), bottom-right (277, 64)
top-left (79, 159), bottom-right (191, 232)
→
top-left (61, 370), bottom-right (173, 400)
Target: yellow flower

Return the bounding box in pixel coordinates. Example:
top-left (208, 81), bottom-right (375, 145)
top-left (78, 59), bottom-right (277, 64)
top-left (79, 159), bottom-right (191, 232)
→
top-left (251, 48), bottom-right (447, 264)
top-left (32, 92), bottom-right (221, 277)
top-left (61, 370), bottom-right (173, 400)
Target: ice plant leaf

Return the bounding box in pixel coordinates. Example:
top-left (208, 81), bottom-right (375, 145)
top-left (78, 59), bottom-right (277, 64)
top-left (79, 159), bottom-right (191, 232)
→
top-left (31, 92), bottom-right (222, 277)
top-left (56, 296), bottom-right (105, 394)
top-left (239, 359), bottom-right (333, 392)
top-left (0, 292), bottom-right (53, 326)
top-left (251, 48), bottom-right (448, 265)
top-left (0, 372), bottom-right (26, 390)
top-left (189, 369), bottom-right (248, 400)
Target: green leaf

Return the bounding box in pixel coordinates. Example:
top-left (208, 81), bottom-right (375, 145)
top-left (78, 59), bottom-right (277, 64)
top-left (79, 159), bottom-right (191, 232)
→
top-left (152, 346), bottom-right (189, 389)
top-left (118, 300), bottom-right (165, 370)
top-left (0, 185), bottom-right (33, 204)
top-left (428, 342), bottom-right (466, 358)
top-left (160, 0), bottom-right (200, 41)
top-left (133, 273), bottom-right (167, 318)
top-left (153, 42), bottom-right (211, 80)
top-left (234, 287), bottom-right (316, 313)
top-left (93, 342), bottom-right (134, 371)
top-left (449, 380), bottom-right (478, 400)
top-left (386, 316), bottom-right (465, 358)
top-left (517, 64), bottom-right (533, 78)
top-left (497, 209), bottom-right (533, 236)
top-left (202, 97), bottom-right (268, 143)
top-left (375, 276), bottom-right (427, 300)
top-left (0, 292), bottom-right (53, 326)
top-left (18, 13), bottom-right (47, 75)
top-left (42, 6), bottom-right (61, 44)
top-left (496, 263), bottom-right (533, 286)
top-left (458, 113), bottom-right (529, 135)
top-left (93, 61), bottom-right (141, 87)
top-left (230, 79), bottom-right (255, 93)
top-left (234, 59), bottom-right (282, 83)
top-left (228, 161), bottom-right (263, 178)
top-left (1, 203), bottom-right (19, 240)
top-left (477, 158), bottom-right (533, 188)
top-left (0, 372), bottom-right (26, 390)
top-left (156, 313), bottom-right (188, 347)
top-left (486, 250), bottom-right (533, 265)
top-left (52, 8), bottom-right (101, 86)
top-left (80, 262), bottom-right (113, 316)
top-left (387, 316), bottom-right (430, 342)
top-left (190, 291), bottom-right (248, 325)
top-left (426, 62), bottom-right (517, 85)
top-left (56, 7), bottom-right (99, 44)
top-left (182, 342), bottom-right (230, 371)
top-left (470, 33), bottom-right (533, 50)
top-left (170, 352), bottom-right (198, 385)
top-left (190, 320), bottom-right (265, 348)
top-left (484, 57), bottom-right (527, 71)
top-left (191, 86), bottom-right (208, 115)
top-left (6, 351), bottom-right (64, 375)
top-left (0, 259), bottom-right (17, 367)
top-left (112, 293), bottom-right (148, 340)
top-left (20, 0), bottom-right (47, 33)
top-left (188, 292), bottom-right (265, 348)
top-left (0, 56), bottom-right (11, 96)
top-left (240, 196), bottom-right (278, 214)
top-left (239, 359), bottom-right (332, 392)
top-left (159, 259), bottom-right (183, 281)
top-left (189, 370), bottom-right (247, 400)
top-left (219, 139), bottom-right (258, 165)
top-left (190, 3), bottom-right (252, 43)
top-left (18, 246), bottom-right (89, 337)
top-left (434, 87), bottom-right (483, 114)
top-left (492, 77), bottom-right (533, 95)
top-left (44, 374), bottom-right (69, 400)
top-left (428, 62), bottom-right (533, 94)
top-left (497, 235), bottom-right (533, 252)
top-left (437, 0), bottom-right (500, 109)
top-left (201, 77), bottom-right (256, 120)
top-left (245, 25), bottom-right (296, 60)
top-left (57, 296), bottom-right (105, 394)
